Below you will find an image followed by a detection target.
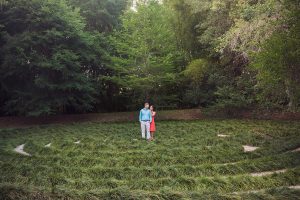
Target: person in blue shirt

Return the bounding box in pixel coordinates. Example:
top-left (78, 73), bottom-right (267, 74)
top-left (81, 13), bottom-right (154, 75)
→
top-left (139, 102), bottom-right (152, 141)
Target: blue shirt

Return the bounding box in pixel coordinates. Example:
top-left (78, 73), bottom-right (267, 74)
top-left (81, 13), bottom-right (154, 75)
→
top-left (139, 108), bottom-right (152, 122)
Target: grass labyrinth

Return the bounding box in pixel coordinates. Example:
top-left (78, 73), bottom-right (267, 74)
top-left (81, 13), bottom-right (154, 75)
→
top-left (0, 119), bottom-right (300, 199)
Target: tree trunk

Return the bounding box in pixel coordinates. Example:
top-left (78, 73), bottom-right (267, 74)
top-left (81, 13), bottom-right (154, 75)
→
top-left (285, 79), bottom-right (296, 112)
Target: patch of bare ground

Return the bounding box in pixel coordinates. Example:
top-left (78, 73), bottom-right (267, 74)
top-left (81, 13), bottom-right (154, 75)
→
top-left (250, 169), bottom-right (287, 177)
top-left (0, 109), bottom-right (203, 128)
top-left (232, 185), bottom-right (300, 195)
top-left (291, 147), bottom-right (300, 152)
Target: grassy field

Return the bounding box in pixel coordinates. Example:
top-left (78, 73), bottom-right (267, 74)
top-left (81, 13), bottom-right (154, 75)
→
top-left (0, 119), bottom-right (300, 199)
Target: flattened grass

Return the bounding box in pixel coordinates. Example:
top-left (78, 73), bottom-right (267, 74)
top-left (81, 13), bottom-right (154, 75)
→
top-left (0, 119), bottom-right (300, 199)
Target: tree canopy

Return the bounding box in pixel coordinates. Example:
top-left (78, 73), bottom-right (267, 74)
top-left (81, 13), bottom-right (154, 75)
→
top-left (0, 0), bottom-right (299, 116)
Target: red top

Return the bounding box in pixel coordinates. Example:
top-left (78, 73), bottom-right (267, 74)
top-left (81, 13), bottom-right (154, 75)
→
top-left (150, 112), bottom-right (156, 132)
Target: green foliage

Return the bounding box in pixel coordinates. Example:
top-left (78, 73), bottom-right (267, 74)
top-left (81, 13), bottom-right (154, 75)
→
top-left (213, 85), bottom-right (254, 115)
top-left (194, 0), bottom-right (233, 57)
top-left (218, 0), bottom-right (284, 53)
top-left (181, 59), bottom-right (212, 106)
top-left (165, 0), bottom-right (205, 59)
top-left (183, 59), bottom-right (209, 82)
top-left (112, 2), bottom-right (181, 74)
top-left (68, 0), bottom-right (128, 32)
top-left (251, 1), bottom-right (300, 111)
top-left (0, 0), bottom-right (299, 115)
top-left (180, 0), bottom-right (299, 111)
top-left (0, 0), bottom-right (106, 116)
top-left (108, 1), bottom-right (185, 108)
top-left (207, 51), bottom-right (257, 115)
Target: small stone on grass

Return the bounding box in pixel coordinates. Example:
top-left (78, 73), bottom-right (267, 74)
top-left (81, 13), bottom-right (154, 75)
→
top-left (14, 144), bottom-right (31, 156)
top-left (243, 145), bottom-right (259, 152)
top-left (45, 143), bottom-right (51, 147)
top-left (217, 134), bottom-right (230, 137)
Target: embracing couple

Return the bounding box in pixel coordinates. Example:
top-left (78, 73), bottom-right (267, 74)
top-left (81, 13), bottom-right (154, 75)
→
top-left (139, 102), bottom-right (156, 141)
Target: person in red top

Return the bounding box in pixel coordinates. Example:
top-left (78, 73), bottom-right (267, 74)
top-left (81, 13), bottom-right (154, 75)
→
top-left (149, 105), bottom-right (156, 140)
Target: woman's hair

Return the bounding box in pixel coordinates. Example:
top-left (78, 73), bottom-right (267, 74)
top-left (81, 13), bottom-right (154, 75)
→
top-left (150, 105), bottom-right (155, 111)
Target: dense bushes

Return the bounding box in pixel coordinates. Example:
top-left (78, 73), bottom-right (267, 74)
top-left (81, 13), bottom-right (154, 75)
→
top-left (0, 0), bottom-right (299, 116)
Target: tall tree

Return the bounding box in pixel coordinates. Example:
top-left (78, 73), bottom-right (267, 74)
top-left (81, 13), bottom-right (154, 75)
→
top-left (252, 0), bottom-right (300, 111)
top-left (109, 1), bottom-right (185, 108)
top-left (165, 0), bottom-right (205, 60)
top-left (68, 0), bottom-right (128, 32)
top-left (0, 0), bottom-right (106, 116)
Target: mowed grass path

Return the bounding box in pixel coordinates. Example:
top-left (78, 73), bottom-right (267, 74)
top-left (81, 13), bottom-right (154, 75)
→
top-left (0, 119), bottom-right (300, 199)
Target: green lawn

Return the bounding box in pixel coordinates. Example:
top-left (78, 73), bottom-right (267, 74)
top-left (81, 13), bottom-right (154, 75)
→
top-left (0, 119), bottom-right (300, 199)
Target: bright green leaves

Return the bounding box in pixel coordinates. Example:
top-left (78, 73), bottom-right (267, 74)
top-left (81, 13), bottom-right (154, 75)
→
top-left (183, 59), bottom-right (209, 82)
top-left (108, 1), bottom-right (185, 107)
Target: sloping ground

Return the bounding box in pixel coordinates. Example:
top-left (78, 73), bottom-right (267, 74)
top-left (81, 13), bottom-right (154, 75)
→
top-left (0, 120), bottom-right (300, 199)
top-left (0, 109), bottom-right (203, 128)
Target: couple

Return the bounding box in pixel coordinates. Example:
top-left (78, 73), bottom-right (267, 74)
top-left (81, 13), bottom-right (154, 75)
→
top-left (139, 102), bottom-right (156, 141)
